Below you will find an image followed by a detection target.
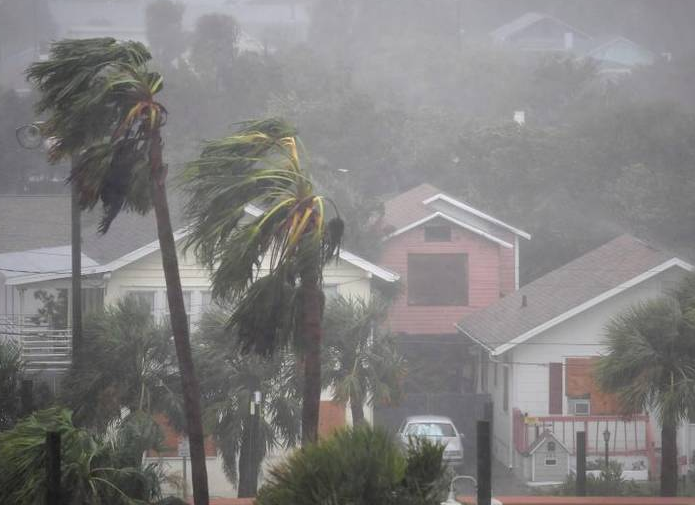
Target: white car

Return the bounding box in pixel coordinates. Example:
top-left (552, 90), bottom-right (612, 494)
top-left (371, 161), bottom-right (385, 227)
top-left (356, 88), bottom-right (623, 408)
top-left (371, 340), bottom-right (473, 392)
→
top-left (398, 415), bottom-right (464, 466)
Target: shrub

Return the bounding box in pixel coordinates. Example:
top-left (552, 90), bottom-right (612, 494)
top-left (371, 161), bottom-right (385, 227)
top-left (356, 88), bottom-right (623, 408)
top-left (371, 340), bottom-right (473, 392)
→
top-left (0, 408), bottom-right (162, 505)
top-left (256, 424), bottom-right (446, 505)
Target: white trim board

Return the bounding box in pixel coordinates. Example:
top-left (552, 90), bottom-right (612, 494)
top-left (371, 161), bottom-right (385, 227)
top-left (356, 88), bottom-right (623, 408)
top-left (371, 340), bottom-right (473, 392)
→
top-left (7, 206), bottom-right (399, 285)
top-left (490, 258), bottom-right (693, 356)
top-left (422, 193), bottom-right (531, 240)
top-left (385, 212), bottom-right (514, 249)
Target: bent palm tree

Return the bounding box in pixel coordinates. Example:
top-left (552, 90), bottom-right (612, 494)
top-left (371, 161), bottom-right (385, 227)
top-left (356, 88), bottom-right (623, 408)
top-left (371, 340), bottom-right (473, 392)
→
top-left (27, 38), bottom-right (209, 505)
top-left (184, 118), bottom-right (343, 444)
top-left (322, 295), bottom-right (406, 424)
top-left (196, 309), bottom-right (300, 496)
top-left (596, 276), bottom-right (695, 496)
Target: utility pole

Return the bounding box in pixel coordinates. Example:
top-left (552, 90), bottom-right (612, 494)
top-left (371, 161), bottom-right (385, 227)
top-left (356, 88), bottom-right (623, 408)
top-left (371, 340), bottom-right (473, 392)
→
top-left (576, 431), bottom-right (587, 496)
top-left (476, 420), bottom-right (492, 505)
top-left (16, 125), bottom-right (82, 361)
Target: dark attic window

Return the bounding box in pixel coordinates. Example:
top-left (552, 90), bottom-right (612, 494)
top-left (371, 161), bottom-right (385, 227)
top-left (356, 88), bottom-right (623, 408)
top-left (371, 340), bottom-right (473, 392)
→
top-left (424, 225), bottom-right (451, 242)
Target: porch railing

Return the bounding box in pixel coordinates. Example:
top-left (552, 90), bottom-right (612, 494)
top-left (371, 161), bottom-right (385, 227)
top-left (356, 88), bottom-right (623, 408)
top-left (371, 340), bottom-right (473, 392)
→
top-left (0, 315), bottom-right (72, 372)
top-left (513, 408), bottom-right (658, 476)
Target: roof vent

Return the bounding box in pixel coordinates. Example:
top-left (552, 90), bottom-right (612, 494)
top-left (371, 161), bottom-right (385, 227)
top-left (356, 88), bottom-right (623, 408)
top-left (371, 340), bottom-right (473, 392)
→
top-left (521, 294), bottom-right (527, 308)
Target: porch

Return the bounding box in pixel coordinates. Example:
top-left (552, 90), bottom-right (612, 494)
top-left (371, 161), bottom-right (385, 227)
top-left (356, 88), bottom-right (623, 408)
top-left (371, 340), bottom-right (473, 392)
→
top-left (513, 409), bottom-right (658, 478)
top-left (0, 315), bottom-right (72, 373)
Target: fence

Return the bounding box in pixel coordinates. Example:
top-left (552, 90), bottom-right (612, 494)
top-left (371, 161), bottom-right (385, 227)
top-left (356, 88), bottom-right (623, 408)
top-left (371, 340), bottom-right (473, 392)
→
top-left (0, 315), bottom-right (72, 372)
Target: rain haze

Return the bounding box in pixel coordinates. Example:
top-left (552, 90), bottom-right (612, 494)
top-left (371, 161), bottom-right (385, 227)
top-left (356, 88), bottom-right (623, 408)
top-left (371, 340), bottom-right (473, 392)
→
top-left (1, 0), bottom-right (695, 502)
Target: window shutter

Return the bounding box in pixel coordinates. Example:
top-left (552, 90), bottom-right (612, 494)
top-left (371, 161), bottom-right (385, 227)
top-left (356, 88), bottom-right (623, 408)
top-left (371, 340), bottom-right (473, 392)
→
top-left (549, 362), bottom-right (563, 414)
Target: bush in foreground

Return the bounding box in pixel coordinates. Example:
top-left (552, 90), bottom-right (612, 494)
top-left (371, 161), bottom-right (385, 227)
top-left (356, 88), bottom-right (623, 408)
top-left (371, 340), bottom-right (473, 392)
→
top-left (256, 424), bottom-right (446, 505)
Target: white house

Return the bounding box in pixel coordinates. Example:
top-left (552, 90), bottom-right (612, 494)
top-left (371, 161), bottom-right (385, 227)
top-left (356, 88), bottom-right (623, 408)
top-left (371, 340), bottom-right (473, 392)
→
top-left (456, 234), bottom-right (694, 483)
top-left (0, 198), bottom-right (399, 498)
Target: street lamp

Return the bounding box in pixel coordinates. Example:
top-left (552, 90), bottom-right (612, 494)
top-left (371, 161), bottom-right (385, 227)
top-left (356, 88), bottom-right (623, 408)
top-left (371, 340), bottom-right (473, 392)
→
top-left (603, 428), bottom-right (611, 469)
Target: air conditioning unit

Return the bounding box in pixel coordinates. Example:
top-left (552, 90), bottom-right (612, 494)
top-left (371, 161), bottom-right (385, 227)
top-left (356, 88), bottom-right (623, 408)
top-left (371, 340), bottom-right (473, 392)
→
top-left (569, 398), bottom-right (590, 416)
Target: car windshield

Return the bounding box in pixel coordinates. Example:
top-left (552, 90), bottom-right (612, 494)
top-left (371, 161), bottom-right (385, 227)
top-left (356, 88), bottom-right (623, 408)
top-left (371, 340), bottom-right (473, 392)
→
top-left (405, 422), bottom-right (456, 437)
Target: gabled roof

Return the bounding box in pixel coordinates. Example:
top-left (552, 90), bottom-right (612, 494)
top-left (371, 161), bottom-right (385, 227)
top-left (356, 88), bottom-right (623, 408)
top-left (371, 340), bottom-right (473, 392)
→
top-left (382, 183), bottom-right (530, 243)
top-left (527, 430), bottom-right (570, 455)
top-left (6, 204), bottom-right (399, 285)
top-left (0, 246), bottom-right (97, 280)
top-left (491, 12), bottom-right (591, 42)
top-left (456, 235), bottom-right (693, 355)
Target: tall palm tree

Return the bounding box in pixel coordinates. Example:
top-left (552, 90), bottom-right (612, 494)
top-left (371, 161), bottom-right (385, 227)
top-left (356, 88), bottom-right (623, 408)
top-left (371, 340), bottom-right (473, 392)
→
top-left (27, 38), bottom-right (209, 505)
top-left (596, 275), bottom-right (695, 497)
top-left (322, 295), bottom-right (406, 424)
top-left (196, 309), bottom-right (301, 496)
top-left (184, 118), bottom-right (344, 444)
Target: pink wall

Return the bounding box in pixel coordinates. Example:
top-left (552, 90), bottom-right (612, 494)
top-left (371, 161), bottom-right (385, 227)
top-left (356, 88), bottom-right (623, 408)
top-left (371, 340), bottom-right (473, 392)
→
top-left (380, 225), bottom-right (516, 335)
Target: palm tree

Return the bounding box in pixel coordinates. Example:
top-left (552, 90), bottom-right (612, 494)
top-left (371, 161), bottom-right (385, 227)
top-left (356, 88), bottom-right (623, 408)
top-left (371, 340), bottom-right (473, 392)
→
top-left (61, 297), bottom-right (181, 432)
top-left (595, 275), bottom-right (695, 497)
top-left (184, 118), bottom-right (344, 444)
top-left (0, 341), bottom-right (23, 431)
top-left (322, 295), bottom-right (406, 425)
top-left (196, 309), bottom-right (301, 496)
top-left (27, 38), bottom-right (209, 505)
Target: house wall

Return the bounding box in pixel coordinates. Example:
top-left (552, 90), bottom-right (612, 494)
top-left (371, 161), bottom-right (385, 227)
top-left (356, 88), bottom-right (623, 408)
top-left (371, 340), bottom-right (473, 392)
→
top-left (490, 265), bottom-right (691, 471)
top-left (380, 225), bottom-right (516, 335)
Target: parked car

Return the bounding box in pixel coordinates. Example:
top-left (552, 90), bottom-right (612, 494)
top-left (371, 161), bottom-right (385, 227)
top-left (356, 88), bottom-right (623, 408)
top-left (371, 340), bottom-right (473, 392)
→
top-left (397, 415), bottom-right (464, 467)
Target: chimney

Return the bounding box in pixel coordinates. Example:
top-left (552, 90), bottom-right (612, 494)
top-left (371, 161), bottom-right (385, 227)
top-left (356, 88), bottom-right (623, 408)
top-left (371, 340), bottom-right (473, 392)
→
top-left (521, 294), bottom-right (527, 308)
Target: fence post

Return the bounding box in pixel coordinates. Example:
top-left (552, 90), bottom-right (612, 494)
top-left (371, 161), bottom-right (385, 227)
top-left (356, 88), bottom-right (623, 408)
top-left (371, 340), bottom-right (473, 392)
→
top-left (46, 431), bottom-right (61, 505)
top-left (576, 431), bottom-right (586, 496)
top-left (477, 420), bottom-right (492, 505)
top-left (20, 379), bottom-right (33, 416)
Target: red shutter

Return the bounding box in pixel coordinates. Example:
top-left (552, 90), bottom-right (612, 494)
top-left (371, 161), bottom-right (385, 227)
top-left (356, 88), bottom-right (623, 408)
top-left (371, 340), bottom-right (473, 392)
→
top-left (549, 362), bottom-right (563, 414)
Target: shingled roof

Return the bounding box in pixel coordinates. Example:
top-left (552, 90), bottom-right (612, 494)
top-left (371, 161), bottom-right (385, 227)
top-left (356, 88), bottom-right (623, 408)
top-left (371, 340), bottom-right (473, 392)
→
top-left (456, 234), bottom-right (692, 355)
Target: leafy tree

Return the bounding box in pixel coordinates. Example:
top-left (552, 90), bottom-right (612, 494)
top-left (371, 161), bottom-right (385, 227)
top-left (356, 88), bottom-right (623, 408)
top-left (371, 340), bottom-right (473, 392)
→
top-left (256, 424), bottom-right (446, 505)
top-left (0, 408), bottom-right (163, 505)
top-left (196, 309), bottom-right (301, 497)
top-left (60, 297), bottom-right (181, 432)
top-left (322, 295), bottom-right (406, 424)
top-left (596, 275), bottom-right (695, 496)
top-left (0, 341), bottom-right (23, 431)
top-left (27, 38), bottom-right (209, 505)
top-left (31, 289), bottom-right (68, 329)
top-left (184, 118), bottom-right (344, 444)
top-left (190, 14), bottom-right (240, 88)
top-left (145, 0), bottom-right (187, 66)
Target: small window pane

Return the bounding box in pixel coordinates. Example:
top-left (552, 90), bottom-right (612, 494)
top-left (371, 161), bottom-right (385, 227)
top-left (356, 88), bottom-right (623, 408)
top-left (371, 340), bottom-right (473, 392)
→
top-left (424, 225), bottom-right (451, 242)
top-left (545, 458), bottom-right (557, 466)
top-left (324, 284), bottom-right (339, 303)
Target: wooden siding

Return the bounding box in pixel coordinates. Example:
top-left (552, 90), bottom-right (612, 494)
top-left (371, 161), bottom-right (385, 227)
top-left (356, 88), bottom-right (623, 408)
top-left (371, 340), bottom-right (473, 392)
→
top-left (380, 223), bottom-right (517, 335)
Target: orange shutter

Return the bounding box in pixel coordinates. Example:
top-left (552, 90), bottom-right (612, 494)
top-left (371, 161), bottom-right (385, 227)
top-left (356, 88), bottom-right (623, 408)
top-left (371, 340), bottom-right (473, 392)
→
top-left (318, 401), bottom-right (346, 438)
top-left (565, 357), bottom-right (621, 415)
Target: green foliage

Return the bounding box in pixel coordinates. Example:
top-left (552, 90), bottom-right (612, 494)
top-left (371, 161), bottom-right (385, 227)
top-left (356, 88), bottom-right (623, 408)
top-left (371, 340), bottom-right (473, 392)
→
top-left (60, 297), bottom-right (180, 432)
top-left (27, 37), bottom-right (168, 233)
top-left (556, 460), bottom-right (652, 497)
top-left (322, 295), bottom-right (406, 421)
top-left (0, 408), bottom-right (162, 505)
top-left (595, 278), bottom-right (695, 427)
top-left (31, 288), bottom-right (68, 329)
top-left (145, 0), bottom-right (186, 65)
top-left (195, 309), bottom-right (301, 488)
top-left (256, 424), bottom-right (446, 505)
top-left (190, 14), bottom-right (241, 83)
top-left (0, 340), bottom-right (23, 431)
top-left (184, 117), bottom-right (343, 356)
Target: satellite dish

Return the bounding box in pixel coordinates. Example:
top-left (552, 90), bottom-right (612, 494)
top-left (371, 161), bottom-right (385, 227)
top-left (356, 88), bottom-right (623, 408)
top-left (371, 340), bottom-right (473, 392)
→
top-left (16, 123), bottom-right (44, 149)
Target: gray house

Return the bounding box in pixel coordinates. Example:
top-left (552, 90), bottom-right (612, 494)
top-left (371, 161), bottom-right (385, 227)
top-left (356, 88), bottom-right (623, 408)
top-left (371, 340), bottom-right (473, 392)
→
top-left (521, 430), bottom-right (571, 483)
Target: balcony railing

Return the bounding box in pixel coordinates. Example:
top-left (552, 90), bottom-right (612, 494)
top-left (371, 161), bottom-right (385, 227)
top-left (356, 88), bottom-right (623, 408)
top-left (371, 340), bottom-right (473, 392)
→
top-left (0, 315), bottom-right (72, 372)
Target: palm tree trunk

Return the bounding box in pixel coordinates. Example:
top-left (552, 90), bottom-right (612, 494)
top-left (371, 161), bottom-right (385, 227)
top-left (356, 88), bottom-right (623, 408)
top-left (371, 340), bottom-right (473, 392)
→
top-left (237, 417), bottom-right (260, 497)
top-left (300, 271), bottom-right (323, 445)
top-left (660, 422), bottom-right (678, 496)
top-left (150, 129), bottom-right (209, 505)
top-left (349, 390), bottom-right (365, 425)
